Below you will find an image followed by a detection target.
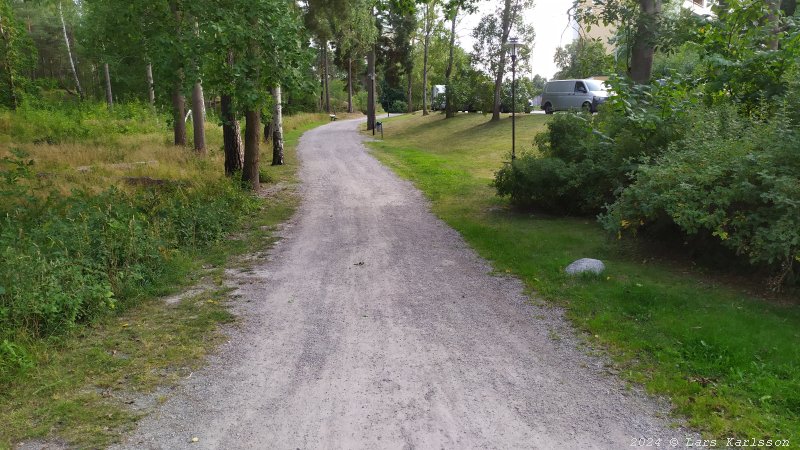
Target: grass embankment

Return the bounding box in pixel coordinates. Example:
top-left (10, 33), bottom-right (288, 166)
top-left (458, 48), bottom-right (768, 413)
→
top-left (369, 112), bottom-right (800, 443)
top-left (0, 104), bottom-right (335, 449)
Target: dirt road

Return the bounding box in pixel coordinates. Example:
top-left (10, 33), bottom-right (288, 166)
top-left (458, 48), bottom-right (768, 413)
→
top-left (119, 118), bottom-right (687, 449)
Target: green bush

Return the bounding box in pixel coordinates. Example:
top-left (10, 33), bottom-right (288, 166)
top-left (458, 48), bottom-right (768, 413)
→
top-left (0, 151), bottom-right (258, 342)
top-left (493, 76), bottom-right (696, 214)
top-left (389, 100), bottom-right (408, 114)
top-left (494, 113), bottom-right (616, 214)
top-left (601, 106), bottom-right (800, 285)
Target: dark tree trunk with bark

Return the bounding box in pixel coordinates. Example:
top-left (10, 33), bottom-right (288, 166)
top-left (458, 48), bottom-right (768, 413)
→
top-left (445, 7), bottom-right (458, 118)
top-left (491, 0), bottom-right (513, 122)
top-left (191, 81), bottom-right (206, 154)
top-left (629, 0), bottom-right (661, 84)
top-left (242, 110), bottom-right (261, 190)
top-left (271, 85), bottom-right (284, 166)
top-left (367, 48), bottom-right (376, 130)
top-left (766, 0), bottom-right (781, 50)
top-left (347, 58), bottom-right (354, 113)
top-left (222, 93), bottom-right (243, 175)
top-left (172, 80), bottom-right (187, 146)
top-left (782, 0), bottom-right (797, 16)
top-left (222, 51), bottom-right (243, 175)
top-left (407, 72), bottom-right (413, 113)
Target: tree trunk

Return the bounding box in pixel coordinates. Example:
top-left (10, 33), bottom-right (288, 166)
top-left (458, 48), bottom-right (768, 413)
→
top-left (146, 62), bottom-right (155, 106)
top-left (263, 120), bottom-right (272, 143)
top-left (347, 58), bottom-right (353, 113)
top-left (367, 48), bottom-right (376, 130)
top-left (629, 0), bottom-right (661, 84)
top-left (222, 94), bottom-right (243, 175)
top-left (422, 4), bottom-right (431, 116)
top-left (445, 6), bottom-right (459, 118)
top-left (59, 1), bottom-right (83, 100)
top-left (491, 0), bottom-right (513, 121)
top-left (242, 110), bottom-right (261, 190)
top-left (103, 63), bottom-right (113, 108)
top-left (222, 50), bottom-right (243, 175)
top-left (191, 81), bottom-right (206, 154)
top-left (782, 0), bottom-right (797, 16)
top-left (172, 80), bottom-right (187, 146)
top-left (407, 72), bottom-right (413, 113)
top-left (766, 0), bottom-right (781, 50)
top-left (323, 43), bottom-right (331, 113)
top-left (271, 85), bottom-right (284, 166)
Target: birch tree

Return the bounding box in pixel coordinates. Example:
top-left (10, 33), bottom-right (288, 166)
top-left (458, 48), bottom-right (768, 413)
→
top-left (58, 1), bottom-right (83, 99)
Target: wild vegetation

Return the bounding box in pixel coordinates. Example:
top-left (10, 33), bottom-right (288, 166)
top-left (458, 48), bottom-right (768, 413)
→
top-left (496, 0), bottom-right (800, 287)
top-left (0, 105), bottom-right (331, 447)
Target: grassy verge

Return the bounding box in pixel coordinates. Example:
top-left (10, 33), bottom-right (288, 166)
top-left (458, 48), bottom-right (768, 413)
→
top-left (368, 112), bottom-right (800, 443)
top-left (0, 111), bottom-right (334, 449)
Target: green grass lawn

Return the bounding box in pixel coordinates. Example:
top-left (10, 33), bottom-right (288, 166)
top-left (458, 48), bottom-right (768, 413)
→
top-left (369, 111), bottom-right (800, 443)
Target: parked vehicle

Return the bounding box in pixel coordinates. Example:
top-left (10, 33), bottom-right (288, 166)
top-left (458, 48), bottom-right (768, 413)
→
top-left (431, 85), bottom-right (446, 110)
top-left (540, 79), bottom-right (609, 114)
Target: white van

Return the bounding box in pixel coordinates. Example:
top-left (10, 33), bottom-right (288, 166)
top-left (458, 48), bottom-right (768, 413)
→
top-left (540, 79), bottom-right (609, 114)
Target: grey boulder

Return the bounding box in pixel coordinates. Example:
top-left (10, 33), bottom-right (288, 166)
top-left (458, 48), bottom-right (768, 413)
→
top-left (565, 258), bottom-right (605, 275)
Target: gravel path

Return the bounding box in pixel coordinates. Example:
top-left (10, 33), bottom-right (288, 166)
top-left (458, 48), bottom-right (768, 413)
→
top-left (118, 118), bottom-right (688, 449)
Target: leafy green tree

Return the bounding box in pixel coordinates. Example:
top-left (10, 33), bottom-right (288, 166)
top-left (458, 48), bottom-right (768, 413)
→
top-left (193, 0), bottom-right (312, 188)
top-left (471, 0), bottom-right (534, 121)
top-left (697, 0), bottom-right (800, 111)
top-left (0, 0), bottom-right (35, 109)
top-left (331, 0), bottom-right (377, 113)
top-left (553, 38), bottom-right (612, 79)
top-left (573, 0), bottom-right (663, 84)
top-left (443, 0), bottom-right (478, 118)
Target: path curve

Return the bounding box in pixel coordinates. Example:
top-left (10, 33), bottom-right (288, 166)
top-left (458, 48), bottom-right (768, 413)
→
top-left (119, 118), bottom-right (687, 449)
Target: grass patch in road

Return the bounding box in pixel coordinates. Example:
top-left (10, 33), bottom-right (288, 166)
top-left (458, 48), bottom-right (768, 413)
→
top-left (0, 113), bottom-right (333, 449)
top-left (368, 112), bottom-right (800, 443)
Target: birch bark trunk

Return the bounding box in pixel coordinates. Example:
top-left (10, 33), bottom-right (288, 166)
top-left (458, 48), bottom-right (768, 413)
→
top-left (146, 62), bottom-right (155, 106)
top-left (103, 63), bottom-right (113, 108)
top-left (444, 6), bottom-right (458, 119)
top-left (59, 1), bottom-right (83, 100)
top-left (271, 85), bottom-right (284, 166)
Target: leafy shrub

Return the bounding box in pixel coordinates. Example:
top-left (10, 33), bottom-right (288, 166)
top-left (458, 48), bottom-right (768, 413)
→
top-left (389, 100), bottom-right (408, 114)
top-left (494, 113), bottom-right (616, 214)
top-left (0, 151), bottom-right (258, 339)
top-left (601, 106), bottom-right (800, 286)
top-left (0, 339), bottom-right (33, 383)
top-left (494, 75), bottom-right (696, 214)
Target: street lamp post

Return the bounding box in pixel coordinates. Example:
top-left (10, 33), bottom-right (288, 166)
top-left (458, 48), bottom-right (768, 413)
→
top-left (505, 37), bottom-right (523, 161)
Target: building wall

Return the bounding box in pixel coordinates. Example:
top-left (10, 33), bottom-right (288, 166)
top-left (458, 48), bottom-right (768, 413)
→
top-left (682, 0), bottom-right (714, 16)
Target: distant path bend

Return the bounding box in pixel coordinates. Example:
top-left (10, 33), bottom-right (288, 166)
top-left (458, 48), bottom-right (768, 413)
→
top-left (119, 118), bottom-right (687, 449)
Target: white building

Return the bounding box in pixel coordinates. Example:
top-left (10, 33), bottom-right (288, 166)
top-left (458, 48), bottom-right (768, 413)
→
top-left (682, 0), bottom-right (714, 16)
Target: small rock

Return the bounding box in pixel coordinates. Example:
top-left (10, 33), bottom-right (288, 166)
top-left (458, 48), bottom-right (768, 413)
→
top-left (565, 258), bottom-right (605, 275)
